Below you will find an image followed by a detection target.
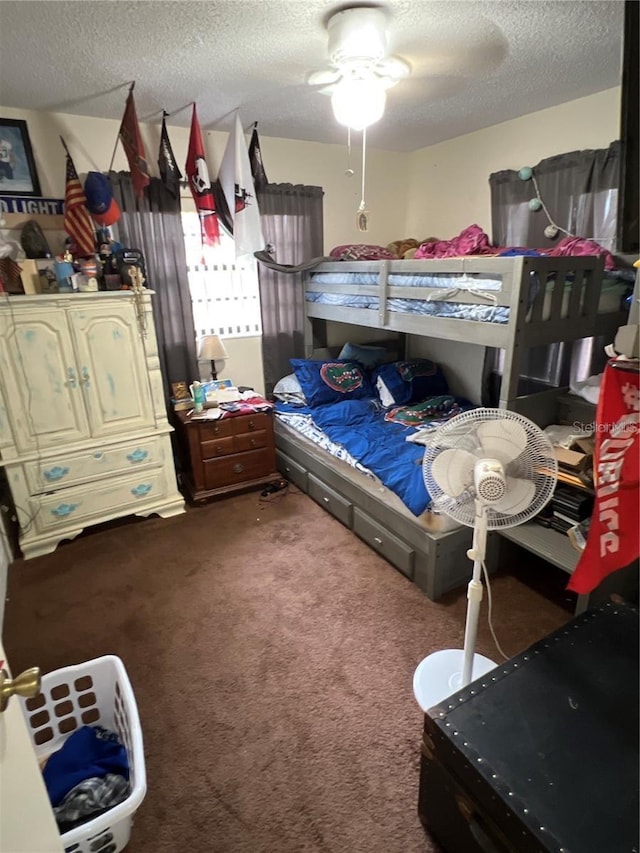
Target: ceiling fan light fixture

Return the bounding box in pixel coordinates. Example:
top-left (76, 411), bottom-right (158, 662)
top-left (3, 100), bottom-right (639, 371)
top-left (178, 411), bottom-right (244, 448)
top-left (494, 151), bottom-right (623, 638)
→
top-left (327, 7), bottom-right (387, 66)
top-left (331, 77), bottom-right (386, 130)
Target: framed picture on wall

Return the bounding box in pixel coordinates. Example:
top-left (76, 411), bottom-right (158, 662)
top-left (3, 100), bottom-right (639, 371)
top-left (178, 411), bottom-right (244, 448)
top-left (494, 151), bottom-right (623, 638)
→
top-left (0, 118), bottom-right (42, 197)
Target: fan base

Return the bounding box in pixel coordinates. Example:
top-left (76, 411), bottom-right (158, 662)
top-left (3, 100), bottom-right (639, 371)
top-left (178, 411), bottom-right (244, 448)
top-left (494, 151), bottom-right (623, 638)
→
top-left (413, 649), bottom-right (497, 713)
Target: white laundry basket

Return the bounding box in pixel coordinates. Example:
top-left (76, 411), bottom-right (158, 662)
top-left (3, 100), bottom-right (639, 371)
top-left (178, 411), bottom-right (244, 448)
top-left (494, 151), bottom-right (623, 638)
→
top-left (20, 655), bottom-right (147, 853)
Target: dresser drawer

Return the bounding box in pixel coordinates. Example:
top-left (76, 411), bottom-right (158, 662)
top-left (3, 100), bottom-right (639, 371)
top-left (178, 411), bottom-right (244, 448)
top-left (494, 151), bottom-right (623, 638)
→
top-left (204, 448), bottom-right (274, 490)
top-left (201, 436), bottom-right (236, 459)
top-left (353, 508), bottom-right (414, 579)
top-left (308, 473), bottom-right (353, 527)
top-left (276, 451), bottom-right (308, 492)
top-left (32, 467), bottom-right (169, 533)
top-left (25, 436), bottom-right (166, 495)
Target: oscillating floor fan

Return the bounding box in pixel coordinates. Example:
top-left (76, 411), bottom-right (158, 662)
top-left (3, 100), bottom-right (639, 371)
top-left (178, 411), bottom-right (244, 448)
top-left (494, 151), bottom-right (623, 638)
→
top-left (413, 408), bottom-right (558, 712)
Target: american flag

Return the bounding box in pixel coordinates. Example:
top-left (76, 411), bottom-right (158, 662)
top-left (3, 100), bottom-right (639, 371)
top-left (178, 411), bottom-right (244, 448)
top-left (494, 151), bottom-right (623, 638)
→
top-left (63, 152), bottom-right (95, 257)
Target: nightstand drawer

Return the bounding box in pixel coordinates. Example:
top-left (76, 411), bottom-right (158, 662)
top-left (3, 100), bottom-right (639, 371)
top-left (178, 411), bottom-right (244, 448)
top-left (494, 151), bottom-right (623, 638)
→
top-left (235, 430), bottom-right (267, 452)
top-left (204, 448), bottom-right (274, 489)
top-left (201, 436), bottom-right (235, 459)
top-left (308, 473), bottom-right (352, 527)
top-left (232, 413), bottom-right (271, 435)
top-left (353, 508), bottom-right (414, 579)
top-left (198, 419), bottom-right (235, 440)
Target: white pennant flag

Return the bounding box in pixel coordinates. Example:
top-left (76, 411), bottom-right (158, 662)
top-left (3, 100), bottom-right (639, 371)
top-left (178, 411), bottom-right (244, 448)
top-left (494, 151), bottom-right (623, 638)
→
top-left (219, 111), bottom-right (264, 258)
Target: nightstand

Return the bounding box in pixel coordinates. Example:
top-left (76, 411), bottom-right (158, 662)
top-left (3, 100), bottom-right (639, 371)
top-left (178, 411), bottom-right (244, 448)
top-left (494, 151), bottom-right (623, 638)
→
top-left (174, 410), bottom-right (281, 502)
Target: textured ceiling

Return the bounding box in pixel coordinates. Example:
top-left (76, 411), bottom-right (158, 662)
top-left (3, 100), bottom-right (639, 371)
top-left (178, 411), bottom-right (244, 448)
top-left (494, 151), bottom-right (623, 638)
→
top-left (0, 0), bottom-right (624, 152)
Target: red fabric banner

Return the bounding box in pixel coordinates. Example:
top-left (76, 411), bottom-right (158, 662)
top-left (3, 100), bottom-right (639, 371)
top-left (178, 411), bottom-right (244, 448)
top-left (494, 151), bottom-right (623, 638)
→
top-left (119, 88), bottom-right (150, 199)
top-left (185, 104), bottom-right (219, 246)
top-left (567, 362), bottom-right (640, 594)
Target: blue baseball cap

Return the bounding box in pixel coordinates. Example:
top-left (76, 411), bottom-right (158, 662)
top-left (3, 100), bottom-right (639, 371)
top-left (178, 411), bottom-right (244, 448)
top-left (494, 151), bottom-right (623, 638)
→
top-left (84, 172), bottom-right (121, 226)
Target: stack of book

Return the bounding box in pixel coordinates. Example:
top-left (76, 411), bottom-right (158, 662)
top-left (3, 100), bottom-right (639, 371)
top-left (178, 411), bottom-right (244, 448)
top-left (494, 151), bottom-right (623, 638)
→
top-left (537, 486), bottom-right (593, 535)
top-left (172, 397), bottom-right (193, 412)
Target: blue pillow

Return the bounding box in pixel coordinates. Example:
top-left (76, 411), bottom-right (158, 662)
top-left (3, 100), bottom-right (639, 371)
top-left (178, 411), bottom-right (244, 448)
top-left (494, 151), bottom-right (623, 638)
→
top-left (290, 359), bottom-right (374, 407)
top-left (373, 359), bottom-right (449, 406)
top-left (338, 341), bottom-right (388, 369)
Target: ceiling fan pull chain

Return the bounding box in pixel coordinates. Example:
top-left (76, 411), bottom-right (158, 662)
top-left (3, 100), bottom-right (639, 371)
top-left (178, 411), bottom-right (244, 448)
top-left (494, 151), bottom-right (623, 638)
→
top-left (357, 126), bottom-right (369, 232)
top-left (345, 126), bottom-right (354, 177)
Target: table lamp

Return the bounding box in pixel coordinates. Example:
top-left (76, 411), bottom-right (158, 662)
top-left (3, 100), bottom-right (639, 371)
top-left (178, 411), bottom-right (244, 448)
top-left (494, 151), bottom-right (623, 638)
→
top-left (198, 334), bottom-right (229, 380)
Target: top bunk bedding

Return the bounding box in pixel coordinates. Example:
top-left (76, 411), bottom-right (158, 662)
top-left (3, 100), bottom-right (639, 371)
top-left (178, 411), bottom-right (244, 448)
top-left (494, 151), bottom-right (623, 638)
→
top-left (304, 256), bottom-right (632, 346)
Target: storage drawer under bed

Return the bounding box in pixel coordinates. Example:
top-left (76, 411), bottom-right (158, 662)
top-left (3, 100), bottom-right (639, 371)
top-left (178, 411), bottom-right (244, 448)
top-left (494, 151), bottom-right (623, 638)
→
top-left (353, 507), bottom-right (415, 579)
top-left (276, 450), bottom-right (308, 492)
top-left (308, 473), bottom-right (353, 527)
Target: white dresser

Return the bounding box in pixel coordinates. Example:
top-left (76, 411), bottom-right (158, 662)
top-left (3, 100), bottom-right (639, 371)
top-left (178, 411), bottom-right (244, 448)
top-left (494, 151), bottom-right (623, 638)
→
top-left (0, 291), bottom-right (185, 559)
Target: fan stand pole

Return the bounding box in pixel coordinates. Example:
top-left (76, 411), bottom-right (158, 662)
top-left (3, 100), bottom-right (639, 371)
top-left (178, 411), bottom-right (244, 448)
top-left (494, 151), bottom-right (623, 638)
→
top-left (461, 502), bottom-right (487, 687)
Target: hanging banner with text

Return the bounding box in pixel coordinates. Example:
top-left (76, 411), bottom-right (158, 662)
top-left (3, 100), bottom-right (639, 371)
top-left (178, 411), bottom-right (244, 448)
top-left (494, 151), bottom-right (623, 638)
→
top-left (567, 361), bottom-right (640, 595)
top-left (0, 196), bottom-right (65, 216)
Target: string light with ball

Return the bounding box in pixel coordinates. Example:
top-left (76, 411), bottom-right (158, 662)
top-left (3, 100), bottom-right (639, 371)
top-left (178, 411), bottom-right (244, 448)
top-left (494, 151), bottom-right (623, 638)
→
top-left (518, 166), bottom-right (569, 241)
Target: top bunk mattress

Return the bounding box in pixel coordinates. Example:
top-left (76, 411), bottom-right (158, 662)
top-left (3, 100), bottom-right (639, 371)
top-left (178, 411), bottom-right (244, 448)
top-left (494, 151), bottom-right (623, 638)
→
top-left (307, 268), bottom-right (630, 325)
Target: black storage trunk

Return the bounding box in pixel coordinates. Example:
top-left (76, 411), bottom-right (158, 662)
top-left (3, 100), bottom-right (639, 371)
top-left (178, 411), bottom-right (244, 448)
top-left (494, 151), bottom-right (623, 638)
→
top-left (418, 603), bottom-right (639, 853)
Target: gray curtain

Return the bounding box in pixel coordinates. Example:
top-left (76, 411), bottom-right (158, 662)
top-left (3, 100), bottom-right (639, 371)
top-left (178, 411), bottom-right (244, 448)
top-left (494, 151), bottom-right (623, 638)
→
top-left (257, 183), bottom-right (324, 396)
top-left (488, 144), bottom-right (620, 395)
top-left (108, 171), bottom-right (198, 398)
top-left (489, 142), bottom-right (620, 251)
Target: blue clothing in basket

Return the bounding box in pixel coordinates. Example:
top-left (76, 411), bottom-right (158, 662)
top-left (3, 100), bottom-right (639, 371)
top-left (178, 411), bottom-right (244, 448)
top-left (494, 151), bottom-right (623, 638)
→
top-left (43, 725), bottom-right (129, 807)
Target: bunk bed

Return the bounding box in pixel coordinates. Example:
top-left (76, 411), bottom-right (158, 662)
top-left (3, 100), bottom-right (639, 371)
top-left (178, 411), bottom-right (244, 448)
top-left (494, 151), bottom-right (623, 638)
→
top-left (273, 254), bottom-right (632, 601)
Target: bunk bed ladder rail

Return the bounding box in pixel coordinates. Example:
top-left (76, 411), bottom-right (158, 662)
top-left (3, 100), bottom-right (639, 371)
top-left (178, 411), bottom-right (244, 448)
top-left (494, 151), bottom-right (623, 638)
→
top-left (498, 255), bottom-right (526, 412)
top-left (378, 260), bottom-right (390, 327)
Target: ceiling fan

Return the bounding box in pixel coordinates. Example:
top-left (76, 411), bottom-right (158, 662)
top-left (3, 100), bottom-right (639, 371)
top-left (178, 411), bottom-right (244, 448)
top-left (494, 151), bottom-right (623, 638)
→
top-left (307, 6), bottom-right (411, 129)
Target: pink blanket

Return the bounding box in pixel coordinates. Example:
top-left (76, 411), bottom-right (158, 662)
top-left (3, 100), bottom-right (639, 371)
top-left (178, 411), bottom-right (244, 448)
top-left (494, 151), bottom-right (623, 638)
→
top-left (413, 224), bottom-right (615, 269)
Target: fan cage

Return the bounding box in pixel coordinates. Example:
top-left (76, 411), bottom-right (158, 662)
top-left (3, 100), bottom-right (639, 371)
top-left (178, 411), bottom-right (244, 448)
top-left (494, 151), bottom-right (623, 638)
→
top-left (423, 408), bottom-right (558, 529)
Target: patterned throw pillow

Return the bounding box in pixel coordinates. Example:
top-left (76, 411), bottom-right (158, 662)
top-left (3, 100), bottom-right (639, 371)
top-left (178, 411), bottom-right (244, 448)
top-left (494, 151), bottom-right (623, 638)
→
top-left (290, 359), bottom-right (374, 408)
top-left (384, 396), bottom-right (462, 426)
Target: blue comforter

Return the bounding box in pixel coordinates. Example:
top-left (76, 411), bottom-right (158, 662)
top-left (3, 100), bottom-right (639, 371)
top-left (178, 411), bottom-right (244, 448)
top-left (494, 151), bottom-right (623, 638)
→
top-left (281, 398), bottom-right (430, 515)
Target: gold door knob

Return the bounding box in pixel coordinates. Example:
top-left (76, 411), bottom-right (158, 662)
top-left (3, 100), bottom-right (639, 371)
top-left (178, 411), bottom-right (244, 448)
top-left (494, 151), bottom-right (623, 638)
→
top-left (0, 667), bottom-right (41, 712)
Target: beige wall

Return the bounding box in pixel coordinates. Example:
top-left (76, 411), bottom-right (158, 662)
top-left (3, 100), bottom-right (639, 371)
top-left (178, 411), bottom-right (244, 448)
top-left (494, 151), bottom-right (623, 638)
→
top-left (405, 87), bottom-right (621, 241)
top-left (0, 105), bottom-right (409, 393)
top-left (0, 105), bottom-right (409, 251)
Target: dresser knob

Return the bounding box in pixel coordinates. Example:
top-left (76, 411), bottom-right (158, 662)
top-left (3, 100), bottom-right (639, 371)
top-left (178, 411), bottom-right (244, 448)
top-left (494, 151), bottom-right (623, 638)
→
top-left (233, 463), bottom-right (244, 474)
top-left (250, 438), bottom-right (257, 447)
top-left (248, 420), bottom-right (256, 430)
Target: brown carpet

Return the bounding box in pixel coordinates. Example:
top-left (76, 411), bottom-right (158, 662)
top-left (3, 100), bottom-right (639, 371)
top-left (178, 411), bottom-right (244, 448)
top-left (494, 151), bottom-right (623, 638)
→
top-left (4, 488), bottom-right (571, 853)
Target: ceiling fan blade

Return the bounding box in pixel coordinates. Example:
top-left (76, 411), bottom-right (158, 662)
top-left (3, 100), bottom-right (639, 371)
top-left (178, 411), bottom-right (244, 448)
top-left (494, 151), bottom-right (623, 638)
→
top-left (307, 68), bottom-right (341, 87)
top-left (491, 477), bottom-right (536, 516)
top-left (431, 448), bottom-right (476, 497)
top-left (476, 419), bottom-right (527, 466)
top-left (375, 56), bottom-right (412, 80)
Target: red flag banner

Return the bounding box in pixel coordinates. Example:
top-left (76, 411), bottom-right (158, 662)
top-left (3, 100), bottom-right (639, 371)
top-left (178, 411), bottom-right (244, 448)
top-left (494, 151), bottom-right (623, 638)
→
top-left (63, 151), bottom-right (95, 257)
top-left (185, 104), bottom-right (219, 245)
top-left (567, 361), bottom-right (640, 595)
top-left (119, 86), bottom-right (150, 198)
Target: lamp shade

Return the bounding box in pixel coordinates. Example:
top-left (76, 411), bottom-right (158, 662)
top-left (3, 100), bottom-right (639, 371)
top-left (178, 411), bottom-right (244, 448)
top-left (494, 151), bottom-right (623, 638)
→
top-left (198, 334), bottom-right (228, 361)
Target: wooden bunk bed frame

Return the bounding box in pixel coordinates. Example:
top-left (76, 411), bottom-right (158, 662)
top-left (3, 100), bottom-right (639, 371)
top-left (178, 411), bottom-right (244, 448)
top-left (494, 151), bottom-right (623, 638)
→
top-left (274, 254), bottom-right (630, 601)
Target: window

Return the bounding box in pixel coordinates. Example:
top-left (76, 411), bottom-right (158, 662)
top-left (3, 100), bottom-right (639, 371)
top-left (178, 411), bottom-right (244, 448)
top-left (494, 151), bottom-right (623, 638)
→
top-left (182, 212), bottom-right (262, 338)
